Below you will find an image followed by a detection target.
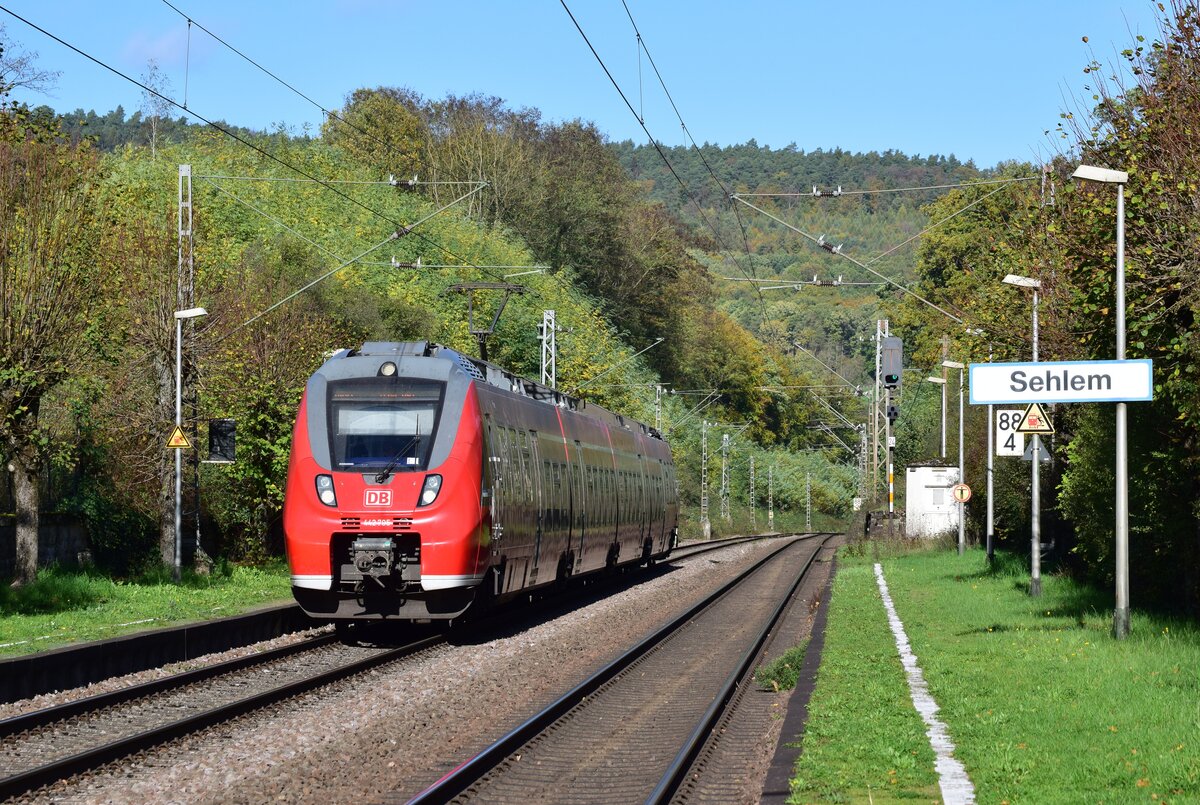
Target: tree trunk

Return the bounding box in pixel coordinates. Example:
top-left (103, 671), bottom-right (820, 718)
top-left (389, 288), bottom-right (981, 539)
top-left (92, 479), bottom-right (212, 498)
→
top-left (11, 456), bottom-right (39, 585)
top-left (155, 352), bottom-right (176, 570)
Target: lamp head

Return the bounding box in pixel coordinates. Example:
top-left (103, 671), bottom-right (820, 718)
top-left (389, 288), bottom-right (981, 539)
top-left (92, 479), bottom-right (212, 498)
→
top-left (942, 360), bottom-right (965, 369)
top-left (174, 307), bottom-right (208, 320)
top-left (1002, 274), bottom-right (1041, 289)
top-left (1072, 164), bottom-right (1129, 184)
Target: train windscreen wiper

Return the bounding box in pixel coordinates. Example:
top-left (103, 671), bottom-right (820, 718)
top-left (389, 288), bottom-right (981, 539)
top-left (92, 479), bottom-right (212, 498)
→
top-left (373, 428), bottom-right (420, 485)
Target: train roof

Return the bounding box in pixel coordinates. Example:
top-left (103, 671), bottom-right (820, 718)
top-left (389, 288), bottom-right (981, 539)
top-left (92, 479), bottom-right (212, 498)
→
top-left (343, 341), bottom-right (667, 443)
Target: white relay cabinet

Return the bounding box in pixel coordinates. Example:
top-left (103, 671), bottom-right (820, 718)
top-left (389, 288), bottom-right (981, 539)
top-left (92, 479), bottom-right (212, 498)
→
top-left (905, 463), bottom-right (961, 539)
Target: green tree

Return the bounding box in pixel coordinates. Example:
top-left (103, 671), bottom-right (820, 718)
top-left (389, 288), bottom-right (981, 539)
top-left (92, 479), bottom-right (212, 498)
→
top-left (0, 131), bottom-right (107, 583)
top-left (322, 87), bottom-right (427, 180)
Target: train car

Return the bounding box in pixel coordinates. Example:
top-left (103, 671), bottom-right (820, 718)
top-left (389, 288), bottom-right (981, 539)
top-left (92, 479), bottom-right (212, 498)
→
top-left (283, 341), bottom-right (678, 622)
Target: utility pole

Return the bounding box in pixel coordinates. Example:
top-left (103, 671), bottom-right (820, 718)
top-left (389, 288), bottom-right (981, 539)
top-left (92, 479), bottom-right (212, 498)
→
top-left (768, 466), bottom-right (774, 532)
top-left (986, 344), bottom-right (995, 564)
top-left (540, 309), bottom-right (556, 389)
top-left (700, 420), bottom-right (711, 539)
top-left (720, 433), bottom-right (731, 523)
top-left (749, 456), bottom-right (757, 532)
top-left (806, 472), bottom-right (812, 531)
top-left (886, 392), bottom-right (894, 537)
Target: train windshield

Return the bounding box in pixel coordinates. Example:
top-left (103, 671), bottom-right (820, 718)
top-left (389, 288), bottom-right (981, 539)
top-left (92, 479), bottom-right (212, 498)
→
top-left (327, 378), bottom-right (445, 470)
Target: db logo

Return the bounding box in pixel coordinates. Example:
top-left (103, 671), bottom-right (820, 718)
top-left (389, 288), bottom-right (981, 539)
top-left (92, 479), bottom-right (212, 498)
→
top-left (364, 489), bottom-right (393, 507)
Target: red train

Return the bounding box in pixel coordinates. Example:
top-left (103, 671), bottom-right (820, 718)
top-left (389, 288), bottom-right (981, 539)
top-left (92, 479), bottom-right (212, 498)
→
top-left (283, 341), bottom-right (678, 622)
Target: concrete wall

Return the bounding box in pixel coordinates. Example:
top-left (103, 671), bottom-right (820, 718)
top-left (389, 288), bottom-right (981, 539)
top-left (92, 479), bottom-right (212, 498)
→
top-left (0, 514), bottom-right (90, 577)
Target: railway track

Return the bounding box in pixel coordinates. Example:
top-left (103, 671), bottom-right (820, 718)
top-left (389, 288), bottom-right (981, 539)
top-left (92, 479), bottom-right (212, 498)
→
top-left (405, 532), bottom-right (833, 805)
top-left (0, 535), bottom-right (769, 801)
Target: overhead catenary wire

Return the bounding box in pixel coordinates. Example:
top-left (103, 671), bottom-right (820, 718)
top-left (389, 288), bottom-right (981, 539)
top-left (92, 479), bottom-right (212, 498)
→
top-left (735, 176), bottom-right (1038, 197)
top-left (1, 4), bottom-right (556, 327)
top-left (159, 0), bottom-right (435, 179)
top-left (0, 4), bottom-right (523, 293)
top-left (199, 179), bottom-right (507, 339)
top-left (616, 0), bottom-right (768, 319)
top-left (560, 0), bottom-right (767, 319)
top-left (733, 193), bottom-right (972, 325)
top-left (196, 174), bottom-right (482, 187)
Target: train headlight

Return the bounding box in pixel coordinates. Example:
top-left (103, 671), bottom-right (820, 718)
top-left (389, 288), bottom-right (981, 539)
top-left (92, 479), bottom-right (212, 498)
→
top-left (418, 474), bottom-right (442, 506)
top-left (315, 474), bottom-right (337, 507)
top-left (379, 361), bottom-right (397, 377)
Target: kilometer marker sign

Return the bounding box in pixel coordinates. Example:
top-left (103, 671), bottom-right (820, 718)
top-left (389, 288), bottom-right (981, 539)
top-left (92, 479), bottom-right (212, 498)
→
top-left (969, 359), bottom-right (1153, 405)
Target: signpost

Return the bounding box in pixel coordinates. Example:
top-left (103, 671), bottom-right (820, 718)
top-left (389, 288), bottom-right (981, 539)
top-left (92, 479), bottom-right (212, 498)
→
top-left (973, 357), bottom-right (1153, 602)
top-left (969, 359), bottom-right (1153, 405)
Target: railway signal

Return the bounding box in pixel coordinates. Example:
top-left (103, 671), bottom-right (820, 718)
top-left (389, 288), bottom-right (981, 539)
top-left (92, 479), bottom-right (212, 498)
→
top-left (881, 337), bottom-right (902, 389)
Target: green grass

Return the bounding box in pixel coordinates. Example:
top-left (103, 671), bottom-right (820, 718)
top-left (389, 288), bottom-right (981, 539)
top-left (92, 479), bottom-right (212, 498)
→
top-left (791, 545), bottom-right (1200, 803)
top-left (0, 561), bottom-right (293, 657)
top-left (756, 640), bottom-right (811, 692)
top-left (789, 558), bottom-right (941, 803)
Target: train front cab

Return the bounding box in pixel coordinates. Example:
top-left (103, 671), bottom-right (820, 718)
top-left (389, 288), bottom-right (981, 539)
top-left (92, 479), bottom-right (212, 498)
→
top-left (284, 346), bottom-right (489, 621)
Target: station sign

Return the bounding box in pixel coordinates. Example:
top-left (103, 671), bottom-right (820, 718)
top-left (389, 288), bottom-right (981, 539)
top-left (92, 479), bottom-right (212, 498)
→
top-left (969, 359), bottom-right (1153, 405)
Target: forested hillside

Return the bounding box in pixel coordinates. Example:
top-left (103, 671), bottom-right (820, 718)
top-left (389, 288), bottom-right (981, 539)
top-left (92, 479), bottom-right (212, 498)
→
top-left (5, 2), bottom-right (1200, 622)
top-left (1, 84), bottom-right (856, 582)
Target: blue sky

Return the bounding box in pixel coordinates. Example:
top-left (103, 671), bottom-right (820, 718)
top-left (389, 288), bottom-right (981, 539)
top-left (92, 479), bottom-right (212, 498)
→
top-left (2, 1), bottom-right (1165, 168)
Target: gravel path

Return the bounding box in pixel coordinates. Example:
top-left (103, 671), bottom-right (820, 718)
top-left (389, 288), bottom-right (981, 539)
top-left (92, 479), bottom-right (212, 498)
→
top-left (16, 538), bottom-right (831, 805)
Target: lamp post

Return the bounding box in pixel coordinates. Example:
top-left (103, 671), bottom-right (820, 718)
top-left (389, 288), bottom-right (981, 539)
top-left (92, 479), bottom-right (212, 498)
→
top-left (925, 376), bottom-right (947, 459)
top-left (174, 307), bottom-right (207, 581)
top-left (1072, 163), bottom-right (1131, 638)
top-left (1002, 274), bottom-right (1042, 596)
top-left (944, 360), bottom-right (966, 554)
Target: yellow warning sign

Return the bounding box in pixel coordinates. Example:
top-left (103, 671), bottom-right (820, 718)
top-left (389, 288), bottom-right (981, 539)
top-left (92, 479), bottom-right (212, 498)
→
top-left (166, 426), bottom-right (192, 449)
top-left (1016, 402), bottom-right (1054, 435)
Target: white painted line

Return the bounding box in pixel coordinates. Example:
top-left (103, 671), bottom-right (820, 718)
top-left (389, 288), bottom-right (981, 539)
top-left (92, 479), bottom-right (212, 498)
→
top-left (874, 563), bottom-right (975, 804)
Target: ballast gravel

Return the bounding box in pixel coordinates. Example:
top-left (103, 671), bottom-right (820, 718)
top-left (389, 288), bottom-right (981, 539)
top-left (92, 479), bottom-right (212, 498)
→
top-left (16, 539), bottom-right (822, 805)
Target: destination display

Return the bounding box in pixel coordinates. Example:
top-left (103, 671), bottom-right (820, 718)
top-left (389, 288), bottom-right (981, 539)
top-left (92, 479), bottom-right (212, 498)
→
top-left (969, 359), bottom-right (1154, 405)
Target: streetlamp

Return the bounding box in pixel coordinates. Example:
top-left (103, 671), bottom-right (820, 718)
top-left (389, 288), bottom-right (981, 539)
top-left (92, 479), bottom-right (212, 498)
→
top-left (174, 306), bottom-right (207, 581)
top-left (944, 360), bottom-right (966, 554)
top-left (1002, 273), bottom-right (1042, 596)
top-left (1072, 163), bottom-right (1131, 638)
top-left (925, 376), bottom-right (947, 458)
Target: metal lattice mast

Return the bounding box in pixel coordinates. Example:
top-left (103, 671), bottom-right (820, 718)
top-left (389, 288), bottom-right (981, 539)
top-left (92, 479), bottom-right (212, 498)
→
top-left (540, 309), bottom-right (556, 389)
top-left (806, 472), bottom-right (812, 531)
top-left (859, 425), bottom-right (868, 498)
top-left (873, 319), bottom-right (886, 503)
top-left (700, 421), bottom-right (710, 537)
top-left (749, 456), bottom-right (756, 532)
top-left (177, 164), bottom-right (206, 567)
top-left (654, 384), bottom-right (663, 432)
top-left (720, 433), bottom-right (731, 523)
top-left (768, 466), bottom-right (774, 531)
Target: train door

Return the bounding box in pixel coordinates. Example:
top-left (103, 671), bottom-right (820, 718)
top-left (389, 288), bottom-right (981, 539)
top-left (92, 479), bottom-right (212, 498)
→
top-left (529, 430), bottom-right (543, 583)
top-left (483, 415), bottom-right (502, 541)
top-left (573, 440), bottom-right (587, 569)
top-left (637, 454), bottom-right (647, 544)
